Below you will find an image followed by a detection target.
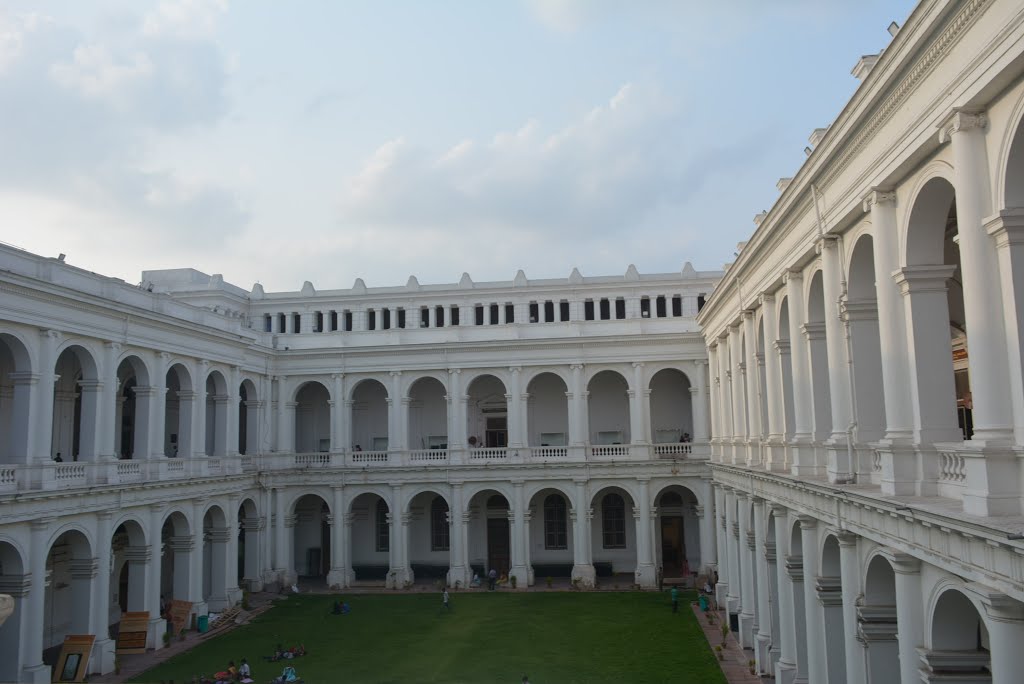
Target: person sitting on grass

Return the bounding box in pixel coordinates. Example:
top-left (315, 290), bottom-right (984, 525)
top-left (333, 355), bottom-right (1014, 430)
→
top-left (332, 599), bottom-right (342, 615)
top-left (273, 665), bottom-right (300, 683)
top-left (238, 658), bottom-right (253, 683)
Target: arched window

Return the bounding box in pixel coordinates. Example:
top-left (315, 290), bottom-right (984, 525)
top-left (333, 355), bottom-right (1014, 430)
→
top-left (375, 499), bottom-right (389, 553)
top-left (544, 494), bottom-right (567, 550)
top-left (431, 497), bottom-right (450, 552)
top-left (602, 493), bottom-right (626, 549)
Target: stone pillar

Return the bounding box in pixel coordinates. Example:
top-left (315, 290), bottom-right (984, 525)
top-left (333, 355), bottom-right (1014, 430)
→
top-left (390, 484), bottom-right (412, 586)
top-left (759, 294), bottom-right (786, 467)
top-left (713, 485), bottom-right (729, 605)
top-left (507, 367), bottom-right (524, 448)
top-left (885, 550), bottom-right (923, 684)
top-left (816, 570), bottom-right (846, 684)
top-left (146, 505), bottom-right (165, 648)
top-left (132, 385), bottom-right (155, 459)
top-left (737, 493), bottom-right (756, 647)
top-left (784, 269), bottom-right (816, 475)
top-left (743, 310), bottom-right (763, 465)
top-left (389, 372), bottom-right (405, 452)
top-left (226, 366), bottom-right (240, 457)
top-left (275, 376), bottom-right (289, 453)
top-left (89, 510), bottom-right (116, 673)
top-left (941, 110), bottom-right (1013, 442)
top-left (696, 501), bottom-right (714, 576)
top-left (837, 531), bottom-right (865, 684)
top-left (188, 500), bottom-right (208, 618)
top-left (752, 498), bottom-right (772, 674)
top-left (708, 343), bottom-right (721, 458)
top-left (717, 334), bottom-right (735, 462)
top-left (633, 478), bottom-right (655, 588)
top-left (692, 360), bottom-right (709, 443)
top-left (260, 375), bottom-right (274, 453)
top-left (192, 359), bottom-right (208, 457)
top-left (630, 362), bottom-right (648, 445)
top-left (22, 519), bottom-right (51, 683)
top-left (728, 325), bottom-right (748, 464)
top-left (820, 235), bottom-right (855, 482)
top-left (797, 516), bottom-right (826, 684)
top-left (99, 341), bottom-right (121, 460)
top-left (510, 480), bottom-right (529, 585)
top-left (206, 524), bottom-right (232, 611)
top-left (151, 353), bottom-right (169, 458)
top-left (447, 483), bottom-right (469, 587)
top-left (966, 588), bottom-right (1024, 684)
top-left (987, 209), bottom-right (1024, 446)
top-left (35, 333), bottom-right (60, 461)
top-left (327, 486), bottom-right (350, 588)
top-left (447, 369), bottom-right (463, 452)
top-left (568, 364), bottom-right (587, 447)
top-left (274, 489), bottom-right (289, 580)
top-left (771, 506), bottom-right (798, 684)
top-left (723, 488), bottom-right (740, 615)
top-left (570, 480), bottom-right (595, 586)
top-left (331, 373), bottom-right (346, 453)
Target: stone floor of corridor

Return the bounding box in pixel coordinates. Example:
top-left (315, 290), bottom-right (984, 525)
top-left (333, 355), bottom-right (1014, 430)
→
top-left (87, 577), bottom-right (763, 684)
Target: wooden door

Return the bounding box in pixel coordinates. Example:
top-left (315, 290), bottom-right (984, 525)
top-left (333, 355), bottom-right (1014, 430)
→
top-left (487, 517), bottom-right (510, 574)
top-left (661, 516), bottom-right (686, 578)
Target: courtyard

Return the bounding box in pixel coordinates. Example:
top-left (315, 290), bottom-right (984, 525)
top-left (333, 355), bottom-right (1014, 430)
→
top-left (132, 591), bottom-right (724, 684)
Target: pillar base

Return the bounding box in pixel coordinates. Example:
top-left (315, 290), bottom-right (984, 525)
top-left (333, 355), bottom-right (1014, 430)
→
top-left (769, 645), bottom-right (782, 674)
top-left (788, 440), bottom-right (822, 477)
top-left (878, 441), bottom-right (919, 496)
top-left (278, 571), bottom-right (298, 589)
top-left (572, 564), bottom-right (596, 589)
top-left (326, 567), bottom-right (353, 590)
top-left (633, 563), bottom-right (656, 589)
top-left (825, 438), bottom-right (855, 483)
top-left (91, 637), bottom-right (117, 675)
top-left (963, 446), bottom-right (1022, 516)
top-left (775, 659), bottom-right (798, 684)
top-left (206, 593), bottom-right (230, 612)
top-left (22, 663), bottom-right (50, 684)
top-left (147, 617), bottom-right (167, 650)
top-left (386, 566), bottom-right (414, 589)
top-left (447, 565), bottom-right (469, 589)
top-left (191, 600), bottom-right (208, 624)
top-left (738, 612), bottom-right (755, 648)
top-left (715, 582), bottom-right (729, 608)
top-left (241, 576), bottom-right (264, 593)
top-left (226, 586), bottom-right (243, 606)
top-left (510, 565), bottom-right (530, 588)
top-left (755, 633), bottom-right (772, 675)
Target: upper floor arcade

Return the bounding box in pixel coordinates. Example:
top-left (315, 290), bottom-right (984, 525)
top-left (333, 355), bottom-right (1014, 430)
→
top-left (697, 0), bottom-right (1024, 518)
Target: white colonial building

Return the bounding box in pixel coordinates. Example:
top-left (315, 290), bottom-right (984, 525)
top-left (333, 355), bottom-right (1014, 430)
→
top-left (0, 242), bottom-right (719, 681)
top-left (700, 0), bottom-right (1024, 682)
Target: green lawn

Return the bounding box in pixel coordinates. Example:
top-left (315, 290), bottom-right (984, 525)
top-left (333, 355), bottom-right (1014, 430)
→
top-left (132, 590), bottom-right (725, 684)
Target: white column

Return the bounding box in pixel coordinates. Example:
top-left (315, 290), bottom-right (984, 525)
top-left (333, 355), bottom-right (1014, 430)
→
top-left (753, 498), bottom-right (773, 674)
top-left (31, 331), bottom-right (60, 463)
top-left (145, 505), bottom-right (165, 648)
top-left (977, 592), bottom-right (1024, 684)
top-left (327, 486), bottom-right (349, 588)
top-left (447, 483), bottom-right (469, 587)
top-left (742, 311), bottom-right (763, 466)
top-left (275, 376), bottom-right (289, 452)
top-left (886, 551), bottom-right (923, 684)
top-left (507, 367), bottom-right (524, 448)
top-left (89, 511), bottom-right (115, 673)
top-left (510, 480), bottom-right (528, 585)
top-left (193, 359), bottom-right (209, 457)
top-left (772, 505), bottom-right (798, 684)
top-left (760, 293), bottom-right (786, 468)
top-left (821, 235), bottom-right (855, 481)
top-left (568, 364), bottom-right (587, 447)
top-left (718, 334), bottom-right (735, 459)
top-left (189, 500), bottom-right (207, 616)
top-left (223, 497), bottom-right (241, 604)
top-left (100, 341), bottom-right (121, 460)
top-left (331, 373), bottom-right (346, 453)
top-left (864, 190), bottom-right (915, 442)
top-left (728, 325), bottom-right (748, 464)
top-left (737, 493), bottom-right (756, 648)
top-left (692, 360), bottom-right (709, 442)
top-left (446, 369), bottom-right (463, 452)
top-left (151, 353), bottom-right (169, 458)
top-left (226, 366), bottom-right (240, 457)
top-left (22, 519), bottom-right (50, 683)
top-left (696, 501), bottom-right (714, 575)
top-left (837, 531), bottom-right (865, 684)
top-left (260, 375), bottom-right (274, 453)
top-left (987, 209), bottom-right (1024, 447)
top-left (388, 371), bottom-right (405, 452)
top-left (274, 489), bottom-right (289, 578)
top-left (713, 486), bottom-right (729, 605)
top-left (724, 488), bottom-right (740, 614)
top-left (630, 362), bottom-right (648, 445)
top-left (941, 110), bottom-right (1013, 442)
top-left (569, 479), bottom-right (595, 586)
top-left (630, 481), bottom-right (655, 589)
top-left (784, 269), bottom-right (816, 474)
top-left (797, 516), bottom-right (826, 684)
top-left (708, 344), bottom-right (721, 458)
top-left (132, 385), bottom-right (155, 459)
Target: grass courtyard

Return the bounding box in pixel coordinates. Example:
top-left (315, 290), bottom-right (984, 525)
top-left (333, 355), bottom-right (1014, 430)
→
top-left (132, 590), bottom-right (725, 684)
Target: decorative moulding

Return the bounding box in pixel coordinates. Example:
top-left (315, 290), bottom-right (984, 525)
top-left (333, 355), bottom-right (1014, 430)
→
top-left (625, 264), bottom-right (640, 281)
top-left (568, 267), bottom-right (584, 285)
top-left (681, 262), bottom-right (697, 278)
top-left (352, 278), bottom-right (367, 294)
top-left (250, 283), bottom-right (265, 300)
top-left (301, 281), bottom-right (315, 296)
top-left (459, 272), bottom-right (474, 289)
top-left (406, 275), bottom-right (420, 290)
top-left (514, 270), bottom-right (528, 287)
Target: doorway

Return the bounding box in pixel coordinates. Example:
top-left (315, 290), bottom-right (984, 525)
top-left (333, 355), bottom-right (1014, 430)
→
top-left (485, 416), bottom-right (508, 448)
top-left (487, 517), bottom-right (510, 574)
top-left (661, 516), bottom-right (686, 578)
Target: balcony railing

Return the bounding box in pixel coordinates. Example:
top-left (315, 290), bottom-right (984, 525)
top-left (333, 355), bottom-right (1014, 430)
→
top-left (0, 443), bottom-right (711, 495)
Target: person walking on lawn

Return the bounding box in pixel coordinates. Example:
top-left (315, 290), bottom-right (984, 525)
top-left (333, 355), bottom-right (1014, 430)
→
top-left (670, 585), bottom-right (679, 613)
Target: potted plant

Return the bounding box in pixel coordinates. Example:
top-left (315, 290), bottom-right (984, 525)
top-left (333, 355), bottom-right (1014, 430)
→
top-left (546, 576), bottom-right (553, 589)
top-left (114, 657), bottom-right (121, 675)
top-left (714, 645), bottom-right (723, 661)
top-left (510, 575), bottom-right (517, 589)
top-left (162, 632), bottom-right (171, 647)
top-left (749, 659), bottom-right (756, 675)
top-left (179, 628), bottom-right (187, 642)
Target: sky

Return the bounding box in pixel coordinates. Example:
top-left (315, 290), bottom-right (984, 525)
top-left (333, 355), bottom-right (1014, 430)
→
top-left (0, 0), bottom-right (918, 293)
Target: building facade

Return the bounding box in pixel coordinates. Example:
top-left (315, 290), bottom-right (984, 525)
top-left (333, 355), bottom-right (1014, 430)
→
top-left (0, 244), bottom-right (719, 681)
top-left (699, 1), bottom-right (1024, 682)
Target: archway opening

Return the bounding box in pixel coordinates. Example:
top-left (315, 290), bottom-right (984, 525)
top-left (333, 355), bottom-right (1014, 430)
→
top-left (0, 333), bottom-right (33, 464)
top-left (465, 490), bottom-right (510, 578)
top-left (160, 512), bottom-right (192, 613)
top-left (349, 493), bottom-right (390, 580)
top-left (806, 272), bottom-right (833, 442)
top-left (293, 495), bottom-right (330, 580)
top-left (820, 536), bottom-right (846, 684)
top-left (237, 499), bottom-right (260, 591)
top-left (654, 486), bottom-right (699, 579)
top-left (526, 373), bottom-right (568, 449)
top-left (42, 530), bottom-right (93, 665)
top-left (591, 487), bottom-right (636, 581)
top-left (527, 488), bottom-right (573, 579)
top-left (294, 382), bottom-right (330, 453)
top-left (202, 506), bottom-right (229, 610)
top-left (847, 235), bottom-right (887, 449)
top-left (649, 369), bottom-right (693, 446)
top-left (862, 555), bottom-right (899, 684)
top-left (351, 380), bottom-right (388, 452)
top-left (205, 371), bottom-right (229, 457)
top-left (929, 590), bottom-right (990, 679)
top-left (466, 375), bottom-right (507, 448)
top-left (238, 380), bottom-right (258, 456)
top-left (407, 491), bottom-right (450, 581)
top-left (588, 371), bottom-right (630, 445)
top-left (0, 541), bottom-right (25, 682)
top-left (407, 378), bottom-right (448, 451)
top-left (164, 364), bottom-right (192, 458)
top-left (53, 346), bottom-right (98, 462)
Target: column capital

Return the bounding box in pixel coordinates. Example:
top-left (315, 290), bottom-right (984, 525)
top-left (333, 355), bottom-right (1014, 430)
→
top-left (757, 292), bottom-right (775, 306)
top-left (569, 363), bottom-right (584, 372)
top-left (963, 583), bottom-right (1024, 621)
top-left (508, 366), bottom-right (521, 374)
top-left (781, 267), bottom-right (803, 284)
top-left (795, 514), bottom-right (817, 530)
top-left (879, 548), bottom-right (920, 574)
top-left (892, 264), bottom-right (957, 295)
top-left (389, 370), bottom-right (402, 378)
top-left (769, 503), bottom-right (788, 518)
top-left (862, 187), bottom-right (897, 212)
top-left (741, 308), bottom-right (755, 320)
top-left (331, 372), bottom-right (345, 380)
top-left (688, 386), bottom-right (700, 395)
top-left (834, 530), bottom-right (858, 547)
top-left (631, 361), bottom-right (645, 369)
top-left (938, 108), bottom-right (988, 144)
top-left (447, 367), bottom-right (462, 376)
top-left (40, 328), bottom-right (62, 341)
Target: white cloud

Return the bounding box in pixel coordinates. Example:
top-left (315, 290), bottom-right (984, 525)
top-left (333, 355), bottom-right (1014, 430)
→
top-left (142, 0), bottom-right (229, 40)
top-left (0, 11), bottom-right (49, 74)
top-left (50, 43), bottom-right (153, 99)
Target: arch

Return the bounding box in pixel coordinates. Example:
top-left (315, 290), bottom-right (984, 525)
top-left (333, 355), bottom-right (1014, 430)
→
top-left (805, 270), bottom-right (832, 441)
top-left (406, 490), bottom-right (451, 582)
top-left (404, 372), bottom-right (448, 397)
top-left (348, 491), bottom-right (391, 581)
top-left (43, 529), bottom-right (93, 654)
top-left (52, 344), bottom-right (100, 462)
top-left (407, 376), bottom-right (448, 451)
top-left (238, 378), bottom-right (259, 456)
top-left (0, 332), bottom-right (34, 464)
top-left (542, 493), bottom-right (569, 551)
top-left (53, 342), bottom-right (100, 380)
top-left (116, 353), bottom-right (152, 387)
top-left (0, 538), bottom-right (25, 682)
top-left (999, 93), bottom-right (1024, 210)
top-left (294, 380), bottom-right (331, 453)
top-left (465, 374), bottom-right (508, 448)
top-left (653, 483), bottom-right (700, 577)
top-left (204, 369), bottom-right (230, 457)
top-left (903, 171), bottom-right (957, 267)
top-left (350, 378), bottom-right (389, 452)
top-left (402, 486), bottom-right (451, 513)
top-left (293, 493), bottom-right (331, 579)
top-left (523, 481), bottom-right (576, 510)
top-left (521, 366), bottom-right (571, 390)
top-left (164, 362), bottom-right (193, 457)
top-left (116, 355), bottom-right (152, 460)
top-left (648, 368), bottom-right (693, 444)
top-left (347, 376), bottom-right (390, 402)
top-left (526, 372), bottom-right (568, 448)
top-left (587, 370), bottom-right (631, 445)
top-left (924, 584), bottom-right (992, 680)
top-left (846, 233), bottom-right (887, 445)
top-left (584, 365), bottom-right (634, 391)
top-left (466, 487), bottom-right (512, 577)
top-left (237, 497), bottom-right (260, 591)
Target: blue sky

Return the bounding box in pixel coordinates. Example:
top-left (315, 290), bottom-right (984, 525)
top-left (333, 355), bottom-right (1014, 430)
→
top-left (0, 0), bottom-right (917, 292)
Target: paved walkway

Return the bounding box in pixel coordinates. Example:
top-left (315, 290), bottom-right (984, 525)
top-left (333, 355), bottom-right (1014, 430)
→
top-left (691, 603), bottom-right (763, 683)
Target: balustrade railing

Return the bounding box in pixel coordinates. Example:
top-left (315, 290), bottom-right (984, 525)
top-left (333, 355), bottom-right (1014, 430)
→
top-left (409, 449), bottom-right (448, 464)
top-left (654, 443), bottom-right (692, 457)
top-left (530, 446), bottom-right (567, 459)
top-left (352, 450), bottom-right (389, 464)
top-left (295, 453), bottom-right (331, 467)
top-left (468, 448), bottom-right (508, 461)
top-left (590, 445), bottom-right (629, 457)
